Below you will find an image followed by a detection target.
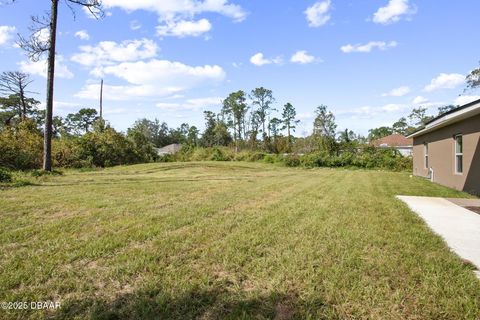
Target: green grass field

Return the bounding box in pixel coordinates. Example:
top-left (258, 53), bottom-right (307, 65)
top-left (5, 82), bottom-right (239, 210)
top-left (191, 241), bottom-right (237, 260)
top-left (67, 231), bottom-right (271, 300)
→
top-left (1, 162), bottom-right (479, 319)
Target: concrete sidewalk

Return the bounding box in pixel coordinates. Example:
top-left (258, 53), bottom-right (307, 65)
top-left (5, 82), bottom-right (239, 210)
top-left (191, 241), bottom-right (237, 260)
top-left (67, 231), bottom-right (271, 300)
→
top-left (397, 196), bottom-right (480, 278)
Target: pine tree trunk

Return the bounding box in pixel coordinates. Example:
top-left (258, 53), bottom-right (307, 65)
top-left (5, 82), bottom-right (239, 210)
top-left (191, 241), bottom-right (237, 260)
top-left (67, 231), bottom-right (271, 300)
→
top-left (43, 0), bottom-right (59, 171)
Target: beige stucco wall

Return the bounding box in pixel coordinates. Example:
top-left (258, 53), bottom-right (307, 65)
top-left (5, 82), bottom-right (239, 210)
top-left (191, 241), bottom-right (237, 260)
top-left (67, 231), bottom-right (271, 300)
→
top-left (412, 114), bottom-right (480, 194)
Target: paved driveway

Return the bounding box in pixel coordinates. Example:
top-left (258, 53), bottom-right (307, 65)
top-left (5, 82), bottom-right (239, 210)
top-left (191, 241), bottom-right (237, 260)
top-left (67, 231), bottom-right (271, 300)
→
top-left (397, 196), bottom-right (480, 278)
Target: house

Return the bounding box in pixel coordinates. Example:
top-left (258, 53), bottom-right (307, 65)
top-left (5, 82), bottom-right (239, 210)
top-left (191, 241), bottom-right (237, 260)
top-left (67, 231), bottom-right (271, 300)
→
top-left (155, 144), bottom-right (182, 156)
top-left (371, 134), bottom-right (413, 156)
top-left (407, 98), bottom-right (480, 194)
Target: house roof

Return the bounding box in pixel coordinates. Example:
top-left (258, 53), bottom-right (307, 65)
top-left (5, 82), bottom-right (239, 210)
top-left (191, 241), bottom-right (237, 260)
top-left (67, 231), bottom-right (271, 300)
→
top-left (407, 98), bottom-right (480, 138)
top-left (155, 143), bottom-right (182, 155)
top-left (371, 134), bottom-right (413, 147)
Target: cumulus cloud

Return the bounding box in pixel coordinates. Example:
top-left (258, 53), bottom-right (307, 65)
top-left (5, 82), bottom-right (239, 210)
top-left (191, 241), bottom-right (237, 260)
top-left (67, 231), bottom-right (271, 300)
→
top-left (341, 41), bottom-right (397, 53)
top-left (454, 95), bottom-right (480, 106)
top-left (305, 0), bottom-right (331, 27)
top-left (382, 86), bottom-right (410, 97)
top-left (19, 56), bottom-right (74, 79)
top-left (75, 30), bottom-right (90, 40)
top-left (71, 39), bottom-right (158, 71)
top-left (157, 19), bottom-right (212, 38)
top-left (250, 53), bottom-right (282, 66)
top-left (372, 0), bottom-right (416, 25)
top-left (412, 96), bottom-right (429, 104)
top-left (100, 0), bottom-right (245, 37)
top-left (0, 25), bottom-right (16, 46)
top-left (423, 73), bottom-right (464, 92)
top-left (290, 50), bottom-right (318, 64)
top-left (75, 60), bottom-right (225, 101)
top-left (102, 0), bottom-right (246, 21)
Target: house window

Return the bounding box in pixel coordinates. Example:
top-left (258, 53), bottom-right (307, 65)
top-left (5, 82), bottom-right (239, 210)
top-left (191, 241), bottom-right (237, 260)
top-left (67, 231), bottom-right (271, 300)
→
top-left (424, 143), bottom-right (428, 168)
top-left (455, 135), bottom-right (463, 174)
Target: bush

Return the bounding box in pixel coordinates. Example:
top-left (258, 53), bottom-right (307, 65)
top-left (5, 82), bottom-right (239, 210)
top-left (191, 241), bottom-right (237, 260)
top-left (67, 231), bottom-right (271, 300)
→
top-left (0, 167), bottom-right (12, 182)
top-left (0, 120), bottom-right (43, 170)
top-left (284, 154), bottom-right (301, 167)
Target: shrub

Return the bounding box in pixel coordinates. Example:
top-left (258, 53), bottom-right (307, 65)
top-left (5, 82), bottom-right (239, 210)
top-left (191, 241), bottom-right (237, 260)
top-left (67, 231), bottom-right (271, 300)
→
top-left (0, 167), bottom-right (12, 182)
top-left (284, 154), bottom-right (301, 167)
top-left (0, 120), bottom-right (43, 170)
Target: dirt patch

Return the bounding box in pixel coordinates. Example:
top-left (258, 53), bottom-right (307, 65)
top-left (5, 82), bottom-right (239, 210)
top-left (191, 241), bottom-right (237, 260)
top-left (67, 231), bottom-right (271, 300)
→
top-left (465, 206), bottom-right (480, 215)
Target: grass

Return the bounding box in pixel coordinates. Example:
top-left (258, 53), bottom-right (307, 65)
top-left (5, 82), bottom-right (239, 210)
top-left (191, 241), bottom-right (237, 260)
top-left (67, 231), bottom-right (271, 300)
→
top-left (0, 162), bottom-right (479, 319)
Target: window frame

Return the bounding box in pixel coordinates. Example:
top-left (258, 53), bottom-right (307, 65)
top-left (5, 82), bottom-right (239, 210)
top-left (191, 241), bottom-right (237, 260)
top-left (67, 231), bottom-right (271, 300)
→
top-left (454, 134), bottom-right (463, 174)
top-left (424, 143), bottom-right (429, 169)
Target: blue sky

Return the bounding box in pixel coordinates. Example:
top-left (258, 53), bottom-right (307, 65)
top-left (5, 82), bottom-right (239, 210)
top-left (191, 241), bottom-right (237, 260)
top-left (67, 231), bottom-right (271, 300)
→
top-left (0, 0), bottom-right (479, 136)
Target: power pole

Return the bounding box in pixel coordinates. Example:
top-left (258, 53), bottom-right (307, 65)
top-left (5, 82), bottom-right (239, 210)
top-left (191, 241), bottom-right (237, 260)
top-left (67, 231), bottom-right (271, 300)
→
top-left (99, 79), bottom-right (103, 119)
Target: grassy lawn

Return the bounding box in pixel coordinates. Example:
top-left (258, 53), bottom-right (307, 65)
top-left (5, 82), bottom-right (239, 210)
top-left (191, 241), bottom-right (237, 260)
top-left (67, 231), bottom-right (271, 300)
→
top-left (1, 162), bottom-right (479, 319)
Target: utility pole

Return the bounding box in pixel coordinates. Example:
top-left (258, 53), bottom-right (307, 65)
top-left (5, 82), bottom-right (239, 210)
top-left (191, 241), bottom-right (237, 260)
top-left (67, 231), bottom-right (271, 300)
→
top-left (99, 79), bottom-right (103, 119)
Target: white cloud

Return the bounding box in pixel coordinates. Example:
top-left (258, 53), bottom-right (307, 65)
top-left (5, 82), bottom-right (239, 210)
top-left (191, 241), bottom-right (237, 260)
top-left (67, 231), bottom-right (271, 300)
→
top-left (0, 25), bottom-right (16, 46)
top-left (372, 0), bottom-right (416, 25)
top-left (250, 52), bottom-right (282, 66)
top-left (423, 73), bottom-right (464, 92)
top-left (76, 60), bottom-right (225, 101)
top-left (74, 30), bottom-right (90, 40)
top-left (156, 96), bottom-right (223, 111)
top-left (102, 60), bottom-right (225, 85)
top-left (382, 103), bottom-right (408, 112)
top-left (412, 96), bottom-right (429, 104)
top-left (102, 0), bottom-right (246, 22)
top-left (454, 95), bottom-right (480, 106)
top-left (382, 86), bottom-right (410, 97)
top-left (71, 39), bottom-right (158, 69)
top-left (290, 50), bottom-right (317, 64)
top-left (157, 19), bottom-right (212, 38)
top-left (305, 0), bottom-right (331, 27)
top-left (341, 41), bottom-right (397, 53)
top-left (19, 56), bottom-right (74, 79)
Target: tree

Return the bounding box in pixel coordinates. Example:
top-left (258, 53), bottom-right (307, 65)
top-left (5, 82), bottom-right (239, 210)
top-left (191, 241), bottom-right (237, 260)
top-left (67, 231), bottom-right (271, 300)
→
top-left (408, 107), bottom-right (433, 127)
top-left (222, 91), bottom-right (248, 151)
top-left (392, 117), bottom-right (409, 135)
top-left (281, 102), bottom-right (300, 146)
top-left (0, 94), bottom-right (40, 128)
top-left (0, 71), bottom-right (34, 120)
top-left (65, 108), bottom-right (98, 135)
top-left (201, 111), bottom-right (217, 147)
top-left (250, 87), bottom-right (275, 141)
top-left (368, 126), bottom-right (393, 141)
top-left (313, 105), bottom-right (337, 154)
top-left (466, 64), bottom-right (480, 91)
top-left (269, 117), bottom-right (283, 139)
top-left (187, 126), bottom-right (199, 146)
top-left (16, 0), bottom-right (103, 171)
top-left (313, 105), bottom-right (337, 138)
top-left (437, 104), bottom-right (457, 116)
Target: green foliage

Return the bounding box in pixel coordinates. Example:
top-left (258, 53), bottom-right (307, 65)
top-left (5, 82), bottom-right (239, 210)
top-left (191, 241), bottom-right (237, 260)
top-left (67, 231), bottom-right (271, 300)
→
top-left (0, 119), bottom-right (43, 170)
top-left (0, 167), bottom-right (12, 182)
top-left (368, 126), bottom-right (393, 140)
top-left (284, 154), bottom-right (301, 167)
top-left (77, 126), bottom-right (140, 167)
top-left (466, 64), bottom-right (480, 91)
top-left (65, 108), bottom-right (99, 135)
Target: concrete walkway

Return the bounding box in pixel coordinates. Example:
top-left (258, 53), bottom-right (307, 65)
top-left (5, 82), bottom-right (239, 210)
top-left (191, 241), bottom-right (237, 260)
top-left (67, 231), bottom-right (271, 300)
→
top-left (397, 196), bottom-right (480, 278)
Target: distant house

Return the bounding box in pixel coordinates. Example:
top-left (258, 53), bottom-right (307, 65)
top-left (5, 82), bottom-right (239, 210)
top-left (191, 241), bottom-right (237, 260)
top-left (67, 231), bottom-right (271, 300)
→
top-left (155, 144), bottom-right (182, 156)
top-left (371, 134), bottom-right (413, 156)
top-left (407, 98), bottom-right (480, 194)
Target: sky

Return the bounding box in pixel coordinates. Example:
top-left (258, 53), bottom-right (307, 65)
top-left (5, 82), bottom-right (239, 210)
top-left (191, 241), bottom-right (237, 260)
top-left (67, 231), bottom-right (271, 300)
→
top-left (0, 0), bottom-right (479, 136)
